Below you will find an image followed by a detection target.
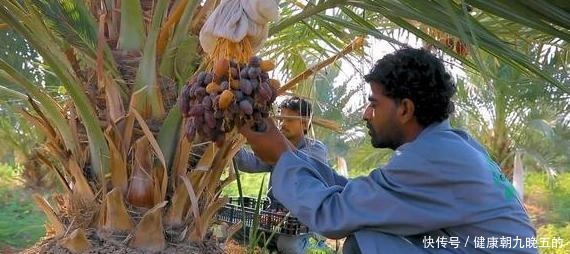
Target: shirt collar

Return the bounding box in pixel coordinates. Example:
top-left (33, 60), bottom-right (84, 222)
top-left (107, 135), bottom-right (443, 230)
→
top-left (396, 119), bottom-right (451, 151)
top-left (297, 136), bottom-right (308, 149)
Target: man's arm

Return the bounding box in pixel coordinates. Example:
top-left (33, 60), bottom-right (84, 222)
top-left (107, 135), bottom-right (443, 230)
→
top-left (271, 150), bottom-right (463, 239)
top-left (233, 148), bottom-right (273, 173)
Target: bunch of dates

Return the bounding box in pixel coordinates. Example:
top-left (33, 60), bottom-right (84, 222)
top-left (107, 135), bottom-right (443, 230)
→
top-left (179, 56), bottom-right (280, 144)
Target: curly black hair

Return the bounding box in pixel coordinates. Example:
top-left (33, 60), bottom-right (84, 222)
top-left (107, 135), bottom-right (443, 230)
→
top-left (364, 47), bottom-right (456, 127)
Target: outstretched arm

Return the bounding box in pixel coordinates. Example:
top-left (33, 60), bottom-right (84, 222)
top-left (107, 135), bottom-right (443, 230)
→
top-left (233, 148), bottom-right (273, 173)
top-left (239, 119), bottom-right (462, 239)
top-left (271, 150), bottom-right (462, 239)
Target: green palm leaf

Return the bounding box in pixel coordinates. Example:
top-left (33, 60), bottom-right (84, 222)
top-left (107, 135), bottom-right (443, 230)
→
top-left (0, 1), bottom-right (110, 182)
top-left (117, 0), bottom-right (145, 50)
top-left (31, 0), bottom-right (119, 77)
top-left (131, 0), bottom-right (169, 119)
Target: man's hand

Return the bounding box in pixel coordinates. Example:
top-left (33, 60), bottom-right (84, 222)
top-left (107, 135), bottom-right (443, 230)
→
top-left (239, 118), bottom-right (293, 165)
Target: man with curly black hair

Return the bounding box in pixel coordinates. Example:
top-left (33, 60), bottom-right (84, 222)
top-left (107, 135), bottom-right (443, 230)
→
top-left (362, 47), bottom-right (456, 150)
top-left (239, 48), bottom-right (537, 253)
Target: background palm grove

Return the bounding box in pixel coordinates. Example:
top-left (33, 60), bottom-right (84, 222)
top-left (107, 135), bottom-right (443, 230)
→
top-left (0, 0), bottom-right (568, 253)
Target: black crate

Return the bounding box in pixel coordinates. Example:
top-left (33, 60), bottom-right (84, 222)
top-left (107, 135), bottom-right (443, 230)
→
top-left (216, 196), bottom-right (309, 235)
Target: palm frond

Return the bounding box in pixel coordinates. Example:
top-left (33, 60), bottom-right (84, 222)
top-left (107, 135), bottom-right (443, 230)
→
top-left (158, 0), bottom-right (201, 84)
top-left (132, 0), bottom-right (169, 118)
top-left (32, 0), bottom-right (119, 76)
top-left (118, 0), bottom-right (145, 50)
top-left (0, 84), bottom-right (27, 100)
top-left (0, 60), bottom-right (80, 162)
top-left (465, 0), bottom-right (569, 41)
top-left (349, 0), bottom-right (568, 92)
top-left (0, 1), bottom-right (110, 182)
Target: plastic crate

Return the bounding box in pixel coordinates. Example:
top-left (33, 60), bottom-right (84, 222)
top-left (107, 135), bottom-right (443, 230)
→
top-left (216, 196), bottom-right (309, 235)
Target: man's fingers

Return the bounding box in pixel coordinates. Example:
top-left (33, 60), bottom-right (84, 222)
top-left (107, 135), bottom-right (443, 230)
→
top-left (240, 118), bottom-right (276, 135)
top-left (238, 121), bottom-right (255, 139)
top-left (266, 117), bottom-right (279, 132)
top-left (237, 117), bottom-right (291, 165)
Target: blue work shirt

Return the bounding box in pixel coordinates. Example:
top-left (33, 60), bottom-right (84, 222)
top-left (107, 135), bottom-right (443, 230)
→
top-left (234, 137), bottom-right (335, 205)
top-left (271, 120), bottom-right (537, 253)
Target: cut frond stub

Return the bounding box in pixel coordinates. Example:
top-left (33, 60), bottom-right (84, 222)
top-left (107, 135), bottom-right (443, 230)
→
top-left (129, 201), bottom-right (168, 252)
top-left (32, 194), bottom-right (65, 237)
top-left (104, 188), bottom-right (134, 231)
top-left (60, 228), bottom-right (91, 253)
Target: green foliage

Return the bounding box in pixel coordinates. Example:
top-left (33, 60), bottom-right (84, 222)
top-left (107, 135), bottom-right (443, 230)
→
top-left (524, 172), bottom-right (569, 254)
top-left (118, 0), bottom-right (145, 50)
top-left (32, 0), bottom-right (98, 55)
top-left (223, 172), bottom-right (269, 197)
top-left (545, 174), bottom-right (570, 224)
top-left (453, 48), bottom-right (569, 177)
top-left (0, 163), bottom-right (20, 181)
top-left (1, 1), bottom-right (112, 182)
top-left (311, 65), bottom-right (363, 159)
top-left (0, 164), bottom-right (45, 249)
top-left (525, 172), bottom-right (570, 225)
top-left (0, 113), bottom-right (42, 167)
top-left (536, 224), bottom-right (570, 254)
top-left (0, 29), bottom-right (45, 166)
top-left (346, 137), bottom-right (393, 177)
top-left (0, 30), bottom-right (42, 87)
top-left (247, 175), bottom-right (266, 253)
top-left (30, 0), bottom-right (117, 74)
top-left (306, 236), bottom-right (337, 254)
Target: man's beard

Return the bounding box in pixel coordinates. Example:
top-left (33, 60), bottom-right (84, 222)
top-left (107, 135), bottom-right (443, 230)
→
top-left (368, 124), bottom-right (402, 150)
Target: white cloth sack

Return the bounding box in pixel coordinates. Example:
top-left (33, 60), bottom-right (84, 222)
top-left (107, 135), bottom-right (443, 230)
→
top-left (199, 0), bottom-right (279, 54)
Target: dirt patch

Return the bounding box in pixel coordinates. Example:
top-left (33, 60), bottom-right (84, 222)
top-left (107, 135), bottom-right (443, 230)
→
top-left (525, 203), bottom-right (549, 227)
top-left (19, 229), bottom-right (223, 254)
top-left (1, 244), bottom-right (19, 254)
top-left (222, 241), bottom-right (247, 254)
top-left (524, 190), bottom-right (552, 227)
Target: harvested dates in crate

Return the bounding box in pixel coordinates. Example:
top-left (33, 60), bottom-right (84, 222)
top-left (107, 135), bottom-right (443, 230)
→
top-left (179, 56), bottom-right (281, 145)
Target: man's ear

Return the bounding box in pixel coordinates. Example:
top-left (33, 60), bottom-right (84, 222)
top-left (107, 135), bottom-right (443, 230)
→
top-left (398, 98), bottom-right (415, 123)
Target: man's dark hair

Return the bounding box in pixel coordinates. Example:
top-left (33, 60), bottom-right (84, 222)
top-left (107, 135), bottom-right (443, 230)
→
top-left (364, 47), bottom-right (456, 127)
top-left (279, 96), bottom-right (312, 134)
top-left (279, 96), bottom-right (312, 117)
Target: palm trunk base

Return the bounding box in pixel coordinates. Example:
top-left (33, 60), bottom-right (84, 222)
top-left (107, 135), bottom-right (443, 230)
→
top-left (19, 228), bottom-right (223, 254)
